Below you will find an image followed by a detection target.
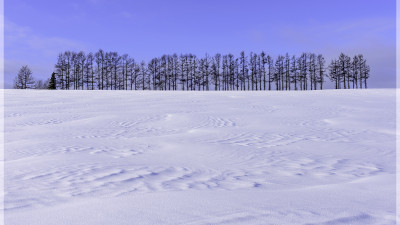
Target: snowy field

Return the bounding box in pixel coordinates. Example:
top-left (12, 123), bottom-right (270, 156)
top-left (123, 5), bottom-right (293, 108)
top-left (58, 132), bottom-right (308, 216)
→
top-left (4, 89), bottom-right (396, 225)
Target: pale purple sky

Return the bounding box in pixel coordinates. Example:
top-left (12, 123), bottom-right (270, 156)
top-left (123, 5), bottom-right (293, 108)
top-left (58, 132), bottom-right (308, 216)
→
top-left (4, 0), bottom-right (396, 88)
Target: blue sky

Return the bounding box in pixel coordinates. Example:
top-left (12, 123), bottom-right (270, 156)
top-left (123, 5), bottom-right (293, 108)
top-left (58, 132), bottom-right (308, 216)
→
top-left (4, 0), bottom-right (396, 88)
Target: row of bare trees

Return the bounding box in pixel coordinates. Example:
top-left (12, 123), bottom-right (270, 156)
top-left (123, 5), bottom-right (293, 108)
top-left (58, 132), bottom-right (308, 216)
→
top-left (328, 53), bottom-right (370, 89)
top-left (53, 50), bottom-right (370, 90)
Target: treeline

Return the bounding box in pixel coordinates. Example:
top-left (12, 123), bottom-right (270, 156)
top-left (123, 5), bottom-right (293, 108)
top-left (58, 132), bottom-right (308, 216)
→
top-left (53, 50), bottom-right (370, 91)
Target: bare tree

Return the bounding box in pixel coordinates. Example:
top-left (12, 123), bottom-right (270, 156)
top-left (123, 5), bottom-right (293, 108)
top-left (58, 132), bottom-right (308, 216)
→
top-left (316, 54), bottom-right (325, 90)
top-left (290, 55), bottom-right (298, 90)
top-left (267, 55), bottom-right (273, 91)
top-left (211, 54), bottom-right (221, 90)
top-left (14, 65), bottom-right (35, 89)
top-left (55, 53), bottom-right (66, 89)
top-left (35, 79), bottom-right (49, 89)
top-left (328, 59), bottom-right (340, 89)
top-left (308, 53), bottom-right (316, 90)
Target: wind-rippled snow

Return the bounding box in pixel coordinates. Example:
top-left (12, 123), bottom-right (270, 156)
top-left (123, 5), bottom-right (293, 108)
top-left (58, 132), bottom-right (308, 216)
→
top-left (4, 89), bottom-right (396, 225)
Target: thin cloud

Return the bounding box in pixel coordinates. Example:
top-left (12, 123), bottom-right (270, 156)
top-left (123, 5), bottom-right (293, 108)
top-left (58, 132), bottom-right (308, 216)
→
top-left (5, 20), bottom-right (91, 87)
top-left (120, 11), bottom-right (134, 19)
top-left (278, 17), bottom-right (394, 48)
top-left (5, 20), bottom-right (88, 53)
top-left (272, 16), bottom-right (395, 88)
top-left (87, 0), bottom-right (104, 4)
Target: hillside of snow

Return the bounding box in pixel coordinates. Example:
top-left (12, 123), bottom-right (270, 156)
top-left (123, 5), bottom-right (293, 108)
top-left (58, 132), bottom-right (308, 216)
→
top-left (4, 89), bottom-right (396, 225)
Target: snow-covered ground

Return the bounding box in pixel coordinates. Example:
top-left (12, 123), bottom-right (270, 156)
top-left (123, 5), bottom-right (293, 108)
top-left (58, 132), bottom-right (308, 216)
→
top-left (4, 89), bottom-right (396, 225)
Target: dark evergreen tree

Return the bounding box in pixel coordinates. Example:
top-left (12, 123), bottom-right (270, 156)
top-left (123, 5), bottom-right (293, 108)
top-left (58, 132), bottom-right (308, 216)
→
top-left (48, 72), bottom-right (57, 89)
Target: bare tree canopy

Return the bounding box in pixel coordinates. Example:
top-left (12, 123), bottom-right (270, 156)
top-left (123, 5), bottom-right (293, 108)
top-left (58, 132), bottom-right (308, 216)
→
top-left (14, 65), bottom-right (36, 89)
top-left (50, 50), bottom-right (371, 91)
